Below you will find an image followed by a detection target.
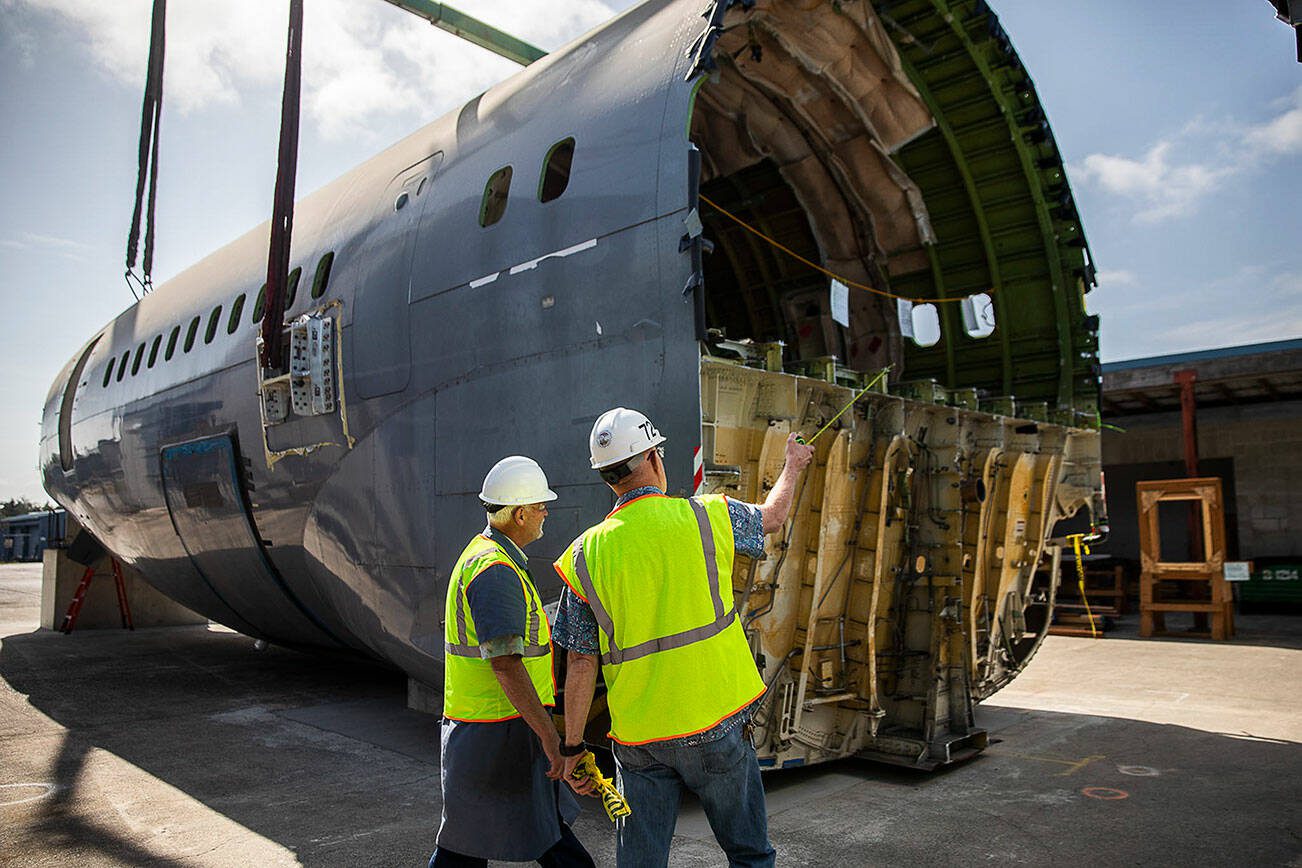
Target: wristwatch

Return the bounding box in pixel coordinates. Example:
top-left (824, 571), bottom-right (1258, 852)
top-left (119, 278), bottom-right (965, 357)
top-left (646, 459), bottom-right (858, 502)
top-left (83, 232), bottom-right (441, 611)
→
top-left (559, 740), bottom-right (588, 757)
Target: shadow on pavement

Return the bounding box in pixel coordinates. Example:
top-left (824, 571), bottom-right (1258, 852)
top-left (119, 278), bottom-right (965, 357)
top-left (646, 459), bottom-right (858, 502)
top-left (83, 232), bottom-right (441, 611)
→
top-left (2, 621), bottom-right (1300, 866)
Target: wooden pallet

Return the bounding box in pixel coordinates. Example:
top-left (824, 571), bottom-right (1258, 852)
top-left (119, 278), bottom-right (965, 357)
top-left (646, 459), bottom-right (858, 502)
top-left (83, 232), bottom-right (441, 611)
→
top-left (1136, 477), bottom-right (1234, 641)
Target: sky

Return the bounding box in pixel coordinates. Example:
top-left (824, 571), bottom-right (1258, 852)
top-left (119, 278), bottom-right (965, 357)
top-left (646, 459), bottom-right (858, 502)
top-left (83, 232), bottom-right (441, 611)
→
top-left (0, 0), bottom-right (1299, 504)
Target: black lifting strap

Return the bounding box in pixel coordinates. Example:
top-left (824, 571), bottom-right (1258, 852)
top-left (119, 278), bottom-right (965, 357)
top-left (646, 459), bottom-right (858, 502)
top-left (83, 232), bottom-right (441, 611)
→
top-left (125, 0), bottom-right (166, 300)
top-left (259, 0), bottom-right (304, 371)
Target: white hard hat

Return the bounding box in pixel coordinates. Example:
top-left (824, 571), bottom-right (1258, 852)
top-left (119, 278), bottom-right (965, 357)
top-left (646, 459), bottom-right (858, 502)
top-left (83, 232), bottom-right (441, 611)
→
top-left (589, 407), bottom-right (668, 470)
top-left (479, 456), bottom-right (558, 506)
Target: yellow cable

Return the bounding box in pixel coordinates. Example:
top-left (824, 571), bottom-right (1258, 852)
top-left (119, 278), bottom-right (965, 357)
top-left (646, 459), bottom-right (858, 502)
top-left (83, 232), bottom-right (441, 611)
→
top-left (1067, 533), bottom-right (1098, 639)
top-left (801, 366), bottom-right (892, 446)
top-left (697, 193), bottom-right (987, 305)
top-left (570, 752), bottom-right (631, 822)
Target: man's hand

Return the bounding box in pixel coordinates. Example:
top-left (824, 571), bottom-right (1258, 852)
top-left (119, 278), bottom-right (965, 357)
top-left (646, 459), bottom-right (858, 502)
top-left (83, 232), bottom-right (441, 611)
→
top-left (541, 731), bottom-right (564, 781)
top-left (784, 432), bottom-right (815, 471)
top-left (762, 433), bottom-right (816, 533)
top-left (563, 750), bottom-right (597, 796)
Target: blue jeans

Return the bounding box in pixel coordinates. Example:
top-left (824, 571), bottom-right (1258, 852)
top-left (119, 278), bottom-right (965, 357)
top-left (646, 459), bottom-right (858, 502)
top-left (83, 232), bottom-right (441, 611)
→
top-left (612, 726), bottom-right (775, 868)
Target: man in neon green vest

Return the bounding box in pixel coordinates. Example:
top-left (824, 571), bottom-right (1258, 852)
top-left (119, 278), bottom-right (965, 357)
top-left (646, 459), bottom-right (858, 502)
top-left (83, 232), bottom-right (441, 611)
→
top-left (553, 408), bottom-right (813, 867)
top-left (433, 456), bottom-right (594, 868)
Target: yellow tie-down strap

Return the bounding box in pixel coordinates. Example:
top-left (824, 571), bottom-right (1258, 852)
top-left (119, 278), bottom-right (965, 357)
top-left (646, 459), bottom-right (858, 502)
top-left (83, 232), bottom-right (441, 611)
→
top-left (570, 752), bottom-right (631, 822)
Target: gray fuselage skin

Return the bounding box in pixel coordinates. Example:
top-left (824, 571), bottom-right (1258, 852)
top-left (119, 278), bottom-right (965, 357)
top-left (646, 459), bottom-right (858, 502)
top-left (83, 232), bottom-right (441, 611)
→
top-left (41, 0), bottom-right (711, 681)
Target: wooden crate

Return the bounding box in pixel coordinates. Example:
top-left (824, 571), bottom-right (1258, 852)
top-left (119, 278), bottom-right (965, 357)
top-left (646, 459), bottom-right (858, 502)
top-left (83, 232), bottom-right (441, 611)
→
top-left (1137, 477), bottom-right (1234, 641)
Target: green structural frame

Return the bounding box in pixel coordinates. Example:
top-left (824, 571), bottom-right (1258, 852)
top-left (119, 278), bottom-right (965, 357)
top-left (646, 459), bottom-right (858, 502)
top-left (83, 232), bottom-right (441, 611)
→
top-left (380, 0), bottom-right (547, 67)
top-left (876, 0), bottom-right (1101, 420)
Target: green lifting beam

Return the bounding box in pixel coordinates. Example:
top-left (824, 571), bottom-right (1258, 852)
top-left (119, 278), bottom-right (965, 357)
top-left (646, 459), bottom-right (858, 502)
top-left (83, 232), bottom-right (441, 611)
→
top-left (381, 0), bottom-right (546, 66)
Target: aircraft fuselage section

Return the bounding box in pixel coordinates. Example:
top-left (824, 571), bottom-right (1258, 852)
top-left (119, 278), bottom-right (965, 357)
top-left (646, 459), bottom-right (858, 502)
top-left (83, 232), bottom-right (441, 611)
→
top-left (41, 0), bottom-right (706, 679)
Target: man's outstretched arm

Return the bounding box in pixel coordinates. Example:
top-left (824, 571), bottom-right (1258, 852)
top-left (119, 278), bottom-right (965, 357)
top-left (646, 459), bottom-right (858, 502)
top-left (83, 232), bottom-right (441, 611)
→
top-left (761, 432), bottom-right (815, 534)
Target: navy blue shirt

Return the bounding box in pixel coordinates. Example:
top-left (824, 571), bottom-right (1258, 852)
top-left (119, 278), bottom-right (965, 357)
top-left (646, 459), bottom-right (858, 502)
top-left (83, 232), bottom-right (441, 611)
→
top-left (467, 526), bottom-right (531, 657)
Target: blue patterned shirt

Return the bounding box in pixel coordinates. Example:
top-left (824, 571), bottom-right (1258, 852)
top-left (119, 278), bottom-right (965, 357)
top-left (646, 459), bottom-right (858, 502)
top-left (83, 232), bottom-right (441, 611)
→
top-left (552, 485), bottom-right (765, 746)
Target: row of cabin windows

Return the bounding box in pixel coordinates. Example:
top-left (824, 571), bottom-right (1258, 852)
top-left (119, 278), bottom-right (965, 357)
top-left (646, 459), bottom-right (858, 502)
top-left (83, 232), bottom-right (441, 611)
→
top-left (100, 251), bottom-right (335, 388)
top-left (479, 137), bottom-right (575, 228)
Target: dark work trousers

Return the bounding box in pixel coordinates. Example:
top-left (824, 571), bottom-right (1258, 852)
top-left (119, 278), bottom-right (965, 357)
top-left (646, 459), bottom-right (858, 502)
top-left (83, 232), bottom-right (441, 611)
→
top-left (429, 820), bottom-right (594, 868)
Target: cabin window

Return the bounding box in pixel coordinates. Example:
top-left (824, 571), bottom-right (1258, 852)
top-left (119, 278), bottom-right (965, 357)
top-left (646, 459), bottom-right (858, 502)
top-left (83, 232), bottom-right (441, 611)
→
top-left (394, 191), bottom-right (410, 212)
top-left (130, 343), bottom-right (145, 376)
top-left (961, 292), bottom-right (996, 339)
top-left (228, 294), bottom-right (246, 334)
top-left (205, 305), bottom-right (222, 344)
top-left (147, 334), bottom-right (162, 368)
top-left (166, 325), bottom-right (180, 361)
top-left (286, 267), bottom-right (302, 309)
top-left (480, 166), bottom-right (512, 227)
top-left (184, 316), bottom-right (200, 353)
top-left (102, 358), bottom-right (115, 388)
top-left (910, 303), bottom-right (941, 348)
top-left (253, 284), bottom-right (267, 323)
top-left (116, 351), bottom-right (129, 382)
top-left (311, 252), bottom-right (334, 299)
top-left (539, 138), bottom-right (575, 203)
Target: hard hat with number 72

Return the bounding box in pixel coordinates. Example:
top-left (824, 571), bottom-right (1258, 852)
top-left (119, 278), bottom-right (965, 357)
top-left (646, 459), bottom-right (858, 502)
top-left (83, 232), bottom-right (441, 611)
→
top-left (589, 407), bottom-right (668, 470)
top-left (479, 456), bottom-right (558, 506)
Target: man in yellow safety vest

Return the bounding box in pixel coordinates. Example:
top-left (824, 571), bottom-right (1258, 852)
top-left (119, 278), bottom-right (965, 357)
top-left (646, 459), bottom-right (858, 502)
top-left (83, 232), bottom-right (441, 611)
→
top-left (553, 408), bottom-right (814, 867)
top-left (433, 456), bottom-right (594, 868)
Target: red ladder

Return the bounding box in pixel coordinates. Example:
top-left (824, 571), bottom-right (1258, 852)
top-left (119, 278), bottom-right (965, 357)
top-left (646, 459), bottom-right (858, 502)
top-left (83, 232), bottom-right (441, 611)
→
top-left (60, 559), bottom-right (134, 634)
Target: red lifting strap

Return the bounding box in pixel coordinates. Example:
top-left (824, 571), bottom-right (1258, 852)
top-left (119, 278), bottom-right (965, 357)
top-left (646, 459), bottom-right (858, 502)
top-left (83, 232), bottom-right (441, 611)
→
top-left (259, 0), bottom-right (305, 371)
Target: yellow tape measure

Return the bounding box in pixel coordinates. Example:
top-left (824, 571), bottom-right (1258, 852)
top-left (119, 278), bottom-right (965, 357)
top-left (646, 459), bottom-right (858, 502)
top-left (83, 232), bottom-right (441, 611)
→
top-left (797, 366), bottom-right (892, 446)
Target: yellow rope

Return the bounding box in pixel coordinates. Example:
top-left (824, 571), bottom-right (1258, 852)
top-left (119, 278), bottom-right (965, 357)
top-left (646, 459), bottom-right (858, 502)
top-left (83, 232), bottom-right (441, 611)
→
top-left (1067, 533), bottom-right (1098, 639)
top-left (697, 193), bottom-right (986, 305)
top-left (802, 366), bottom-right (892, 445)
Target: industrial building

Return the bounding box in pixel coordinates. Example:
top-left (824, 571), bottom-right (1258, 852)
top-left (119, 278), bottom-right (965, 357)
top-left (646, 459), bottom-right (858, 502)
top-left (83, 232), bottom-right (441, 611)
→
top-left (1098, 338), bottom-right (1302, 607)
top-left (1, 509), bottom-right (65, 563)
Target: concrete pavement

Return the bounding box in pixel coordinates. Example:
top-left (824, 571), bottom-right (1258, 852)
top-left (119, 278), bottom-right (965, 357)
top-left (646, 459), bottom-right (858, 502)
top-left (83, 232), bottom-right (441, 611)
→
top-left (2, 562), bottom-right (1299, 866)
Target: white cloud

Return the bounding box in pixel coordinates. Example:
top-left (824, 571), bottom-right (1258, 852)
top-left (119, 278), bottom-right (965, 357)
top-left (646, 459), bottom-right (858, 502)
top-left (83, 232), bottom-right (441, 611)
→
top-left (2, 231), bottom-right (91, 256)
top-left (1096, 269), bottom-right (1137, 286)
top-left (1073, 141), bottom-right (1233, 223)
top-left (1072, 86), bottom-right (1302, 223)
top-left (1099, 267), bottom-right (1302, 360)
top-left (12, 0), bottom-right (619, 139)
top-left (1245, 86), bottom-right (1302, 157)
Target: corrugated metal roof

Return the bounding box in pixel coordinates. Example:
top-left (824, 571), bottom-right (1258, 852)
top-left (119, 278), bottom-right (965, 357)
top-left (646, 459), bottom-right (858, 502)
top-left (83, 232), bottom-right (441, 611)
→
top-left (1103, 338), bottom-right (1302, 373)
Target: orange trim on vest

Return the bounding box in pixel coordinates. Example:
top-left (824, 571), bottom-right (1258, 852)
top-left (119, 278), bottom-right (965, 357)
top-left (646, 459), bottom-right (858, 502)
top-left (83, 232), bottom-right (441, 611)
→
top-left (607, 685), bottom-right (765, 746)
top-left (606, 491), bottom-right (667, 518)
top-left (554, 562), bottom-right (589, 603)
top-left (443, 703), bottom-right (556, 725)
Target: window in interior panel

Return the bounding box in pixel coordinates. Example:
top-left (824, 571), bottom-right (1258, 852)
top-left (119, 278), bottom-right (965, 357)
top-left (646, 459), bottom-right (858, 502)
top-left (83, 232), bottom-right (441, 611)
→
top-left (480, 166), bottom-right (512, 227)
top-left (228, 294), bottom-right (246, 334)
top-left (166, 325), bottom-right (181, 360)
top-left (311, 252), bottom-right (334, 299)
top-left (285, 267), bottom-right (302, 309)
top-left (539, 138), bottom-right (575, 203)
top-left (205, 305), bottom-right (222, 344)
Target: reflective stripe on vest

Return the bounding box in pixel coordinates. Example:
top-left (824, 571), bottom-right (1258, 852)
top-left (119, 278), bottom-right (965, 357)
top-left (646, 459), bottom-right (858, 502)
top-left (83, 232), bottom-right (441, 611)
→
top-left (443, 534), bottom-right (554, 721)
top-left (445, 550), bottom-right (549, 659)
top-left (556, 493), bottom-right (765, 744)
top-left (571, 498), bottom-right (733, 666)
